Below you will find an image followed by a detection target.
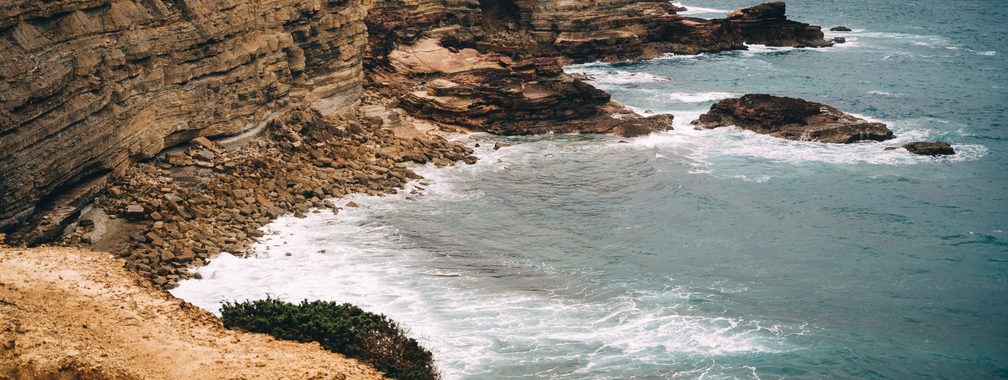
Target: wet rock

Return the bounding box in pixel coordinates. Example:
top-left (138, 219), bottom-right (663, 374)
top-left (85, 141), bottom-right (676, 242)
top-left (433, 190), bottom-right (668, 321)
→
top-left (833, 37), bottom-right (846, 44)
top-left (726, 2), bottom-right (833, 48)
top-left (692, 94), bottom-right (894, 143)
top-left (903, 141), bottom-right (956, 156)
top-left (611, 114), bottom-right (675, 138)
top-left (831, 26), bottom-right (853, 32)
top-left (345, 201), bottom-right (359, 208)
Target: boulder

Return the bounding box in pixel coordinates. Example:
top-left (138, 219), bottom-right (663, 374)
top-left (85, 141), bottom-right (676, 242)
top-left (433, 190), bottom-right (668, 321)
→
top-left (833, 37), bottom-right (847, 44)
top-left (903, 141), bottom-right (956, 156)
top-left (831, 26), bottom-right (853, 32)
top-left (692, 94), bottom-right (894, 143)
top-left (126, 204), bottom-right (146, 220)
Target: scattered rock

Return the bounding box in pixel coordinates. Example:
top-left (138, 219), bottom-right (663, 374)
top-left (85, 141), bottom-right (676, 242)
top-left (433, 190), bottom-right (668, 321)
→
top-left (194, 150), bottom-right (216, 162)
top-left (903, 141), bottom-right (956, 156)
top-left (192, 137), bottom-right (220, 152)
top-left (345, 201), bottom-right (359, 208)
top-left (833, 37), bottom-right (846, 44)
top-left (493, 142), bottom-right (510, 151)
top-left (78, 218), bottom-right (95, 229)
top-left (692, 94), bottom-right (894, 143)
top-left (125, 204), bottom-right (145, 220)
top-left (831, 26), bottom-right (853, 32)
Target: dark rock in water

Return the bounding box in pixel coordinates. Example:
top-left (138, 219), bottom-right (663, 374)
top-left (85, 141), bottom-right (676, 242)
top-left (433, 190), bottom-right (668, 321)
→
top-left (833, 37), bottom-right (846, 44)
top-left (831, 26), bottom-right (853, 32)
top-left (903, 141), bottom-right (956, 156)
top-left (493, 142), bottom-right (510, 151)
top-left (611, 114), bottom-right (675, 138)
top-left (726, 2), bottom-right (833, 48)
top-left (692, 94), bottom-right (895, 143)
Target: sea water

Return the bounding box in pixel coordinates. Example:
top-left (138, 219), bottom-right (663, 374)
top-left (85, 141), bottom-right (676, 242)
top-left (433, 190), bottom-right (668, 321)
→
top-left (173, 1), bottom-right (1008, 378)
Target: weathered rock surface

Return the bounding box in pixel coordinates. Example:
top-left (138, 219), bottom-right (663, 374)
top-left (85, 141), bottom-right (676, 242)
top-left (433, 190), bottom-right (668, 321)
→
top-left (1, 0), bottom-right (371, 241)
top-left (903, 141), bottom-right (956, 156)
top-left (367, 0), bottom-right (832, 65)
top-left (726, 2), bottom-right (833, 47)
top-left (692, 94), bottom-right (894, 143)
top-left (391, 40), bottom-right (672, 136)
top-left (831, 26), bottom-right (852, 32)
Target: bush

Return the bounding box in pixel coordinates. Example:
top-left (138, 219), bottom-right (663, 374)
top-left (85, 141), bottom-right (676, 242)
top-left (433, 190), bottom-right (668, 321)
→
top-left (221, 298), bottom-right (438, 380)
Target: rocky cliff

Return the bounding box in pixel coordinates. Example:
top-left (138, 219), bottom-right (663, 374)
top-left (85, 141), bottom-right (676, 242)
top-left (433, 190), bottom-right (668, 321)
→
top-left (2, 0), bottom-right (833, 243)
top-left (0, 0), bottom-right (371, 240)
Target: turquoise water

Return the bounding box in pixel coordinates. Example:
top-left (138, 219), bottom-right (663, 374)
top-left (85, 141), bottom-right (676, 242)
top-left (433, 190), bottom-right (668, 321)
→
top-left (174, 2), bottom-right (1008, 378)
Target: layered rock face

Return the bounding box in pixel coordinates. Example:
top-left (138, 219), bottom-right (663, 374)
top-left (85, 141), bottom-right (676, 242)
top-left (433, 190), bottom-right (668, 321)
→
top-left (726, 2), bottom-right (832, 47)
top-left (692, 94), bottom-right (894, 143)
top-left (368, 1), bottom-right (830, 65)
top-left (390, 39), bottom-right (673, 136)
top-left (0, 0), bottom-right (371, 240)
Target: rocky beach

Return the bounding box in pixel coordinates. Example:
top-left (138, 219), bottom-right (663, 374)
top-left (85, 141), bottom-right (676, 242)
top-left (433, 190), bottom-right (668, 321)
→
top-left (2, 0), bottom-right (1003, 378)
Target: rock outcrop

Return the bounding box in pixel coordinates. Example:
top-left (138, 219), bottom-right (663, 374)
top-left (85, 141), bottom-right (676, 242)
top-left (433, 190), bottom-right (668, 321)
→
top-left (367, 1), bottom-right (832, 65)
top-left (692, 94), bottom-right (894, 143)
top-left (0, 0), bottom-right (371, 240)
top-left (726, 2), bottom-right (833, 47)
top-left (903, 141), bottom-right (956, 156)
top-left (388, 38), bottom-right (673, 136)
top-left (1, 0), bottom-right (834, 243)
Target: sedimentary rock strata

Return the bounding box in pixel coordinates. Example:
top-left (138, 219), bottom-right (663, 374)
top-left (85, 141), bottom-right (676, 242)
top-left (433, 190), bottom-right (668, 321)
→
top-left (368, 1), bottom-right (831, 65)
top-left (692, 94), bottom-right (894, 143)
top-left (388, 39), bottom-right (672, 136)
top-left (0, 0), bottom-right (371, 241)
top-left (726, 2), bottom-right (833, 47)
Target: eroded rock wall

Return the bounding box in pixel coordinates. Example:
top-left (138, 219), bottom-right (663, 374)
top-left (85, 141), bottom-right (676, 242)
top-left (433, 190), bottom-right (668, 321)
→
top-left (0, 0), bottom-right (371, 238)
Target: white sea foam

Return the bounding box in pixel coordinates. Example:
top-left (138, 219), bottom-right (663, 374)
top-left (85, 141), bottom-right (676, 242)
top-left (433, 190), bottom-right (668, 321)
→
top-left (744, 44), bottom-right (799, 53)
top-left (623, 111), bottom-right (988, 167)
top-left (568, 68), bottom-right (672, 85)
top-left (171, 166), bottom-right (797, 378)
top-left (667, 92), bottom-right (737, 103)
top-left (868, 90), bottom-right (899, 97)
top-left (672, 3), bottom-right (731, 16)
top-left (977, 50), bottom-right (997, 56)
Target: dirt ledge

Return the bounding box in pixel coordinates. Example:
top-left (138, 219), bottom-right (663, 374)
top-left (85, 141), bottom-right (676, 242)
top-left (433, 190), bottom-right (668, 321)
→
top-left (0, 247), bottom-right (385, 380)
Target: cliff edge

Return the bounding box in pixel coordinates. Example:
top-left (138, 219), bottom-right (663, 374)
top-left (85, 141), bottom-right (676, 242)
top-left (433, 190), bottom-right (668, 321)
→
top-left (0, 247), bottom-right (386, 379)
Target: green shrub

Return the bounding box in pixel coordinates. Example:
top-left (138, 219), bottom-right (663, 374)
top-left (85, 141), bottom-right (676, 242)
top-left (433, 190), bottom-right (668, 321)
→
top-left (220, 298), bottom-right (438, 380)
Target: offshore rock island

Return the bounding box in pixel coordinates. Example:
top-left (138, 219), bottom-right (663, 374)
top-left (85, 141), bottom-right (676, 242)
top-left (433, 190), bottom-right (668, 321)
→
top-left (0, 0), bottom-right (965, 378)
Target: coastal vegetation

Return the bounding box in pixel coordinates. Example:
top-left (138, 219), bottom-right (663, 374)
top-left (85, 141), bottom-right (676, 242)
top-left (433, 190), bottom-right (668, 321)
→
top-left (221, 298), bottom-right (439, 380)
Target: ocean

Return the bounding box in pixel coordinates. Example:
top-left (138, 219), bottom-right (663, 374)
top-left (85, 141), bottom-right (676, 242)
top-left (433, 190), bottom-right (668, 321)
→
top-left (172, 1), bottom-right (1008, 378)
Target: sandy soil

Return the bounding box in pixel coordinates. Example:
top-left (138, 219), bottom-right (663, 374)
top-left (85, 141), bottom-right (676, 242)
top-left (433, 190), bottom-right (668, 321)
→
top-left (0, 247), bottom-right (386, 380)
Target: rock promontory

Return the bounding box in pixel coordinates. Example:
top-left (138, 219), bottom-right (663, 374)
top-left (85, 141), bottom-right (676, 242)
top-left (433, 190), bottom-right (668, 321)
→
top-left (692, 94), bottom-right (895, 143)
top-left (726, 2), bottom-right (834, 47)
